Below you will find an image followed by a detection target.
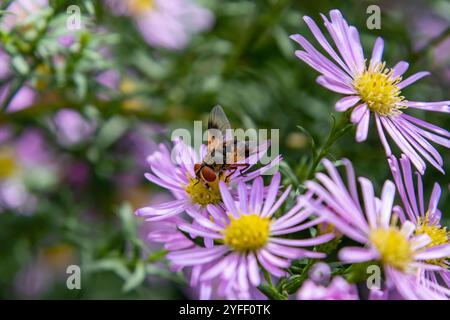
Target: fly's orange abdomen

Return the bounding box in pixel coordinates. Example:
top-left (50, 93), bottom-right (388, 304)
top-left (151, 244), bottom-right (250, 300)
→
top-left (202, 166), bottom-right (217, 182)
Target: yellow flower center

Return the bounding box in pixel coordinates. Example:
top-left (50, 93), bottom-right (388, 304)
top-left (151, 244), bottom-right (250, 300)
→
top-left (353, 61), bottom-right (406, 116)
top-left (415, 212), bottom-right (449, 266)
top-left (0, 147), bottom-right (17, 179)
top-left (128, 0), bottom-right (155, 15)
top-left (34, 64), bottom-right (52, 91)
top-left (184, 177), bottom-right (222, 207)
top-left (119, 78), bottom-right (144, 111)
top-left (369, 227), bottom-right (413, 271)
top-left (223, 214), bottom-right (271, 252)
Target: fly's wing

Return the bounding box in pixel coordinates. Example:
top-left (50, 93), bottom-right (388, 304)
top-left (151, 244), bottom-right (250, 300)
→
top-left (208, 105), bottom-right (230, 132)
top-left (224, 140), bottom-right (259, 164)
top-left (205, 105), bottom-right (231, 165)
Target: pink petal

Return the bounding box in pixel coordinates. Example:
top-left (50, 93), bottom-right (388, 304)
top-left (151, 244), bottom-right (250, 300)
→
top-left (398, 71), bottom-right (430, 89)
top-left (335, 96), bottom-right (361, 112)
top-left (339, 247), bottom-right (378, 263)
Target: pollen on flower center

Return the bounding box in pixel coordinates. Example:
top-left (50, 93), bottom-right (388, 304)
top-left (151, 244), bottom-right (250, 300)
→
top-left (184, 177), bottom-right (222, 207)
top-left (415, 212), bottom-right (449, 266)
top-left (369, 227), bottom-right (413, 270)
top-left (353, 61), bottom-right (406, 116)
top-left (223, 214), bottom-right (271, 252)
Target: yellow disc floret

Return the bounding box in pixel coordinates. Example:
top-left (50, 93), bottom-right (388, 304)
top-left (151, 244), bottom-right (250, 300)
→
top-left (0, 147), bottom-right (17, 179)
top-left (184, 177), bottom-right (222, 207)
top-left (127, 0), bottom-right (155, 15)
top-left (415, 211), bottom-right (449, 266)
top-left (353, 61), bottom-right (406, 116)
top-left (223, 214), bottom-right (271, 252)
top-left (369, 227), bottom-right (413, 271)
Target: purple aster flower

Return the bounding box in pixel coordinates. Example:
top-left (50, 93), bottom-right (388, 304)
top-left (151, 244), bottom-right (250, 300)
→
top-left (1, 0), bottom-right (48, 31)
top-left (290, 9), bottom-right (450, 174)
top-left (307, 261), bottom-right (332, 285)
top-left (135, 138), bottom-right (280, 222)
top-left (304, 158), bottom-right (450, 299)
top-left (297, 263), bottom-right (358, 300)
top-left (165, 174), bottom-right (334, 299)
top-left (106, 0), bottom-right (214, 50)
top-left (388, 154), bottom-right (450, 297)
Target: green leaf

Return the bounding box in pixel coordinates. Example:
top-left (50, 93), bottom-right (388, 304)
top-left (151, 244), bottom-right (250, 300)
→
top-left (258, 284), bottom-right (288, 300)
top-left (147, 250), bottom-right (168, 263)
top-left (122, 261), bottom-right (146, 292)
top-left (85, 258), bottom-right (130, 280)
top-left (118, 202), bottom-right (136, 238)
top-left (96, 116), bottom-right (129, 149)
top-left (296, 125), bottom-right (317, 157)
top-left (11, 56), bottom-right (30, 75)
top-left (145, 264), bottom-right (185, 284)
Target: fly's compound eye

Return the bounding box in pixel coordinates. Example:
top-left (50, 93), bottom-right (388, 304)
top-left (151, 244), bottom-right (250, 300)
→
top-left (194, 163), bottom-right (201, 172)
top-left (202, 166), bottom-right (217, 182)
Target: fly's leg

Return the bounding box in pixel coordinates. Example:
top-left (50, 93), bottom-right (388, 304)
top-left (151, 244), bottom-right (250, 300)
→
top-left (225, 167), bottom-right (238, 182)
top-left (238, 163), bottom-right (250, 177)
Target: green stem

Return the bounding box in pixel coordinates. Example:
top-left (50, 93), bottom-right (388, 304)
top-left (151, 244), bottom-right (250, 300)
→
top-left (305, 112), bottom-right (352, 180)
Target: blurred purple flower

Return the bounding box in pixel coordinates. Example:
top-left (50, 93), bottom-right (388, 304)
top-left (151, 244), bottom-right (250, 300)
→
top-left (14, 244), bottom-right (77, 298)
top-left (0, 49), bottom-right (10, 77)
top-left (51, 109), bottom-right (96, 146)
top-left (58, 34), bottom-right (76, 48)
top-left (389, 154), bottom-right (450, 298)
top-left (0, 129), bottom-right (58, 214)
top-left (106, 0), bottom-right (214, 50)
top-left (308, 261), bottom-right (332, 285)
top-left (63, 160), bottom-right (91, 189)
top-left (15, 129), bottom-right (54, 166)
top-left (298, 277), bottom-right (358, 300)
top-left (297, 263), bottom-right (358, 300)
top-left (1, 0), bottom-right (48, 31)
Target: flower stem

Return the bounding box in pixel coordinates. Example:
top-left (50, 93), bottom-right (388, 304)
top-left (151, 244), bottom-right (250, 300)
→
top-left (305, 112), bottom-right (352, 180)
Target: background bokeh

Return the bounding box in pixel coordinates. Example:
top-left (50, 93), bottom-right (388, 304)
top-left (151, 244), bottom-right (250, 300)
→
top-left (0, 0), bottom-right (448, 299)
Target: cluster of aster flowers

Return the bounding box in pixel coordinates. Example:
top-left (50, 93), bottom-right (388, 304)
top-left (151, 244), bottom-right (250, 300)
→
top-left (137, 9), bottom-right (449, 300)
top-left (290, 9), bottom-right (450, 174)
